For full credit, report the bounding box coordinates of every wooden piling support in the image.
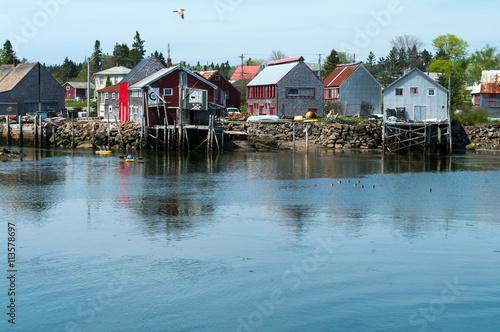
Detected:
[19,116,23,147]
[71,113,75,148]
[39,115,43,148]
[305,124,309,154]
[164,119,167,151]
[92,122,95,148]
[6,116,10,146]
[34,114,38,148]
[293,122,296,152]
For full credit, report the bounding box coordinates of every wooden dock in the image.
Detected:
[383,121,452,154]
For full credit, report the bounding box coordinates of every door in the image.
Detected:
[414,106,426,121]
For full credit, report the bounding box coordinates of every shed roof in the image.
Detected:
[95,65,131,76]
[130,66,218,90]
[384,68,448,93]
[230,65,262,80]
[97,84,120,92]
[0,62,37,92]
[196,70,218,80]
[64,82,95,90]
[247,62,298,86]
[480,70,500,94]
[265,56,304,66]
[323,63,361,87]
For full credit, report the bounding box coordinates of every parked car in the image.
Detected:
[226,108,240,117]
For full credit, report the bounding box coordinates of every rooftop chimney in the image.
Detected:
[182,61,186,68]
[116,63,119,67]
[202,65,207,71]
[13,58,18,67]
[167,58,172,69]
[246,61,249,66]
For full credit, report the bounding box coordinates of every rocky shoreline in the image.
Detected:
[1,119,500,152]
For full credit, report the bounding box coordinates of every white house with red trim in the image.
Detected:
[245,57,324,118]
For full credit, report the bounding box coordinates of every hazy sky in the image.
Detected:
[1,0,499,66]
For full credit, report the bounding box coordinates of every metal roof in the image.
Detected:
[480,70,500,94]
[64,82,95,89]
[230,66,262,80]
[247,62,298,86]
[130,66,218,90]
[0,62,37,91]
[323,63,361,87]
[265,56,304,66]
[95,66,131,76]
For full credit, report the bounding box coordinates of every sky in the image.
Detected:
[1,0,499,66]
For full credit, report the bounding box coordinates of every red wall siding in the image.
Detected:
[64,84,76,100]
[144,69,217,126]
[119,82,129,121]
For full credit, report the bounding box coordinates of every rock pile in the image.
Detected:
[241,121,383,150]
[54,120,142,149]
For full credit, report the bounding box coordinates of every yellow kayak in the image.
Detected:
[125,159,135,163]
[96,150,112,155]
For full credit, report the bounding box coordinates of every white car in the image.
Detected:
[226,108,240,116]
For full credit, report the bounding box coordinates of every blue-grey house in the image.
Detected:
[383,68,448,122]
[324,62,382,116]
[246,57,324,118]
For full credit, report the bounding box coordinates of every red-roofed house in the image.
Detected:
[324,62,382,116]
[197,69,241,109]
[230,65,262,81]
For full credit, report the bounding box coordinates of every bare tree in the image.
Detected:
[391,35,423,53]
[269,50,288,61]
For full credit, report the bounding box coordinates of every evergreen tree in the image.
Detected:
[129,31,145,67]
[113,43,130,67]
[321,49,340,81]
[90,40,102,74]
[2,40,16,64]
[59,57,79,83]
[366,52,376,73]
[0,49,6,65]
[105,75,111,87]
[151,51,167,67]
[419,49,433,72]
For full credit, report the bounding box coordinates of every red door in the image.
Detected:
[259,105,263,115]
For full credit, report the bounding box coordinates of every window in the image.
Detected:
[410,87,418,95]
[100,78,104,85]
[112,93,116,99]
[114,76,119,83]
[489,94,497,107]
[215,75,220,81]
[286,87,314,98]
[225,91,229,100]
[163,88,173,96]
[104,93,108,99]
[428,88,435,96]
[66,86,70,91]
[395,88,403,96]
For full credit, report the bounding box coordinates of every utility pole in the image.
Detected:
[317,54,322,79]
[240,54,244,80]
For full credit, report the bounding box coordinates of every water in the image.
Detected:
[1,148,500,331]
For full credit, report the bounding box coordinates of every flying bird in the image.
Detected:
[174,8,185,19]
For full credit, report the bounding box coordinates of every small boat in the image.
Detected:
[95,150,112,155]
[125,158,135,163]
[246,115,280,122]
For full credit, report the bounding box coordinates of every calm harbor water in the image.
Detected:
[1,147,500,331]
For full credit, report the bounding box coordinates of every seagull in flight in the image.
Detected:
[173,8,185,19]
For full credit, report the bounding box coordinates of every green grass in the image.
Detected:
[65,100,87,108]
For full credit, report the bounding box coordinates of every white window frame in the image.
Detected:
[104,93,109,99]
[100,77,104,85]
[112,93,116,99]
[66,86,70,91]
[428,88,436,97]
[163,88,173,96]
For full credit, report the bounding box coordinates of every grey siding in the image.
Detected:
[479,93,500,117]
[6,64,65,116]
[384,70,448,121]
[339,66,382,116]
[278,62,324,118]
